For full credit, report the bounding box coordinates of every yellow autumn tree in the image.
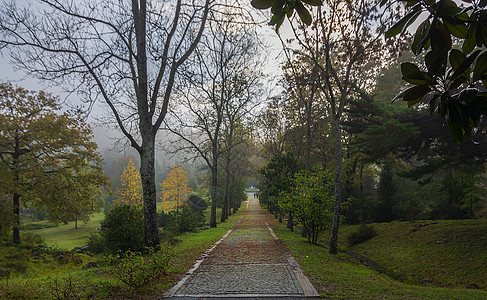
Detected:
[160,164,192,212]
[115,159,143,206]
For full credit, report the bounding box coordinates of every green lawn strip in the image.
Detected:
[270,217,487,299]
[322,219,487,289]
[22,212,105,250]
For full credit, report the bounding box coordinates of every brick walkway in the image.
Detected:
[164,197,318,299]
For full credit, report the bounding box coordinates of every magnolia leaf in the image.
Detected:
[251,0,275,9]
[302,0,322,6]
[401,62,428,85]
[443,18,468,38]
[451,50,481,81]
[295,1,312,25]
[473,51,487,82]
[403,85,431,103]
[463,23,477,53]
[385,5,421,39]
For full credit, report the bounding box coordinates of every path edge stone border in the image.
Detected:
[266,223,319,297]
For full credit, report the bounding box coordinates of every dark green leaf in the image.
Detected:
[448,119,464,144]
[473,51,487,82]
[425,50,447,76]
[401,62,422,78]
[451,50,481,81]
[450,76,466,89]
[449,49,466,70]
[271,0,285,14]
[443,18,468,38]
[400,11,422,36]
[380,0,388,6]
[403,85,431,102]
[301,0,322,6]
[480,24,487,48]
[412,19,430,55]
[449,49,470,80]
[407,98,422,107]
[391,86,415,103]
[463,23,477,53]
[251,0,275,9]
[287,7,294,18]
[295,2,312,25]
[429,94,439,114]
[440,0,462,17]
[469,101,481,126]
[275,12,286,31]
[385,5,421,39]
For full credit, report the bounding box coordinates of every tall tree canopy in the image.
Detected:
[0,0,211,247]
[0,83,108,244]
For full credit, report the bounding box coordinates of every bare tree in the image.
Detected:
[165,10,262,227]
[0,0,211,247]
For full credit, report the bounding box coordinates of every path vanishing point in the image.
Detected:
[164,196,319,299]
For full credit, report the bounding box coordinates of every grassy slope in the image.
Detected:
[23,213,105,250]
[324,219,487,289]
[270,217,487,299]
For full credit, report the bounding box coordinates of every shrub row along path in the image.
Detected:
[164,196,319,299]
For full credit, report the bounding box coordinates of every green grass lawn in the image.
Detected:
[271,217,487,299]
[322,219,487,289]
[22,213,105,250]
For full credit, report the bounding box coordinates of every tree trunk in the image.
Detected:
[329,117,343,254]
[139,137,160,248]
[287,211,293,231]
[221,196,227,222]
[210,156,218,228]
[305,101,312,171]
[13,193,20,244]
[75,216,78,229]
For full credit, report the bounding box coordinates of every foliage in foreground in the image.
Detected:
[106,248,173,289]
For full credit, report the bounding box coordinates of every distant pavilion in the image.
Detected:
[244,187,260,199]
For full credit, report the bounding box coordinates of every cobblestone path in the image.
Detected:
[165,197,318,299]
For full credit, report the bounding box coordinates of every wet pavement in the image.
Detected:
[164,197,319,299]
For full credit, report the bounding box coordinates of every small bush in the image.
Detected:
[111,248,172,289]
[167,206,205,234]
[100,204,144,253]
[47,275,82,300]
[87,232,105,254]
[188,194,207,212]
[20,231,45,249]
[347,224,377,246]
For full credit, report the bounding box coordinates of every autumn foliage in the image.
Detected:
[115,159,143,206]
[160,164,192,212]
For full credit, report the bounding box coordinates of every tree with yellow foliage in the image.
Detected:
[115,159,143,206]
[160,164,192,212]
